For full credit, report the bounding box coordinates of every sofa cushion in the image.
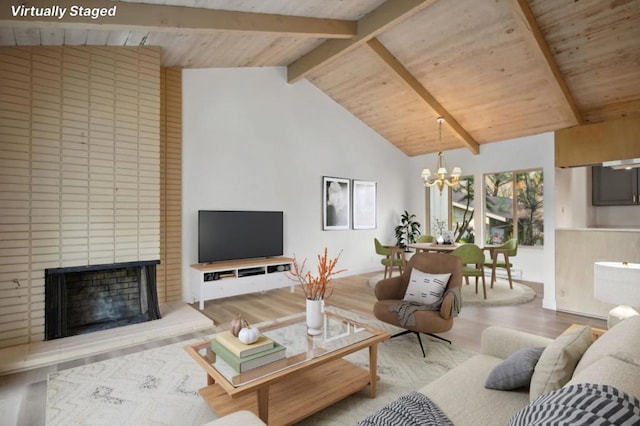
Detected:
[566,355,640,400]
[480,326,552,359]
[529,325,592,400]
[510,383,640,426]
[403,269,450,306]
[485,346,545,390]
[420,355,531,425]
[574,315,640,376]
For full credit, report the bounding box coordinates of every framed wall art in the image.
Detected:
[322,176,350,230]
[352,180,376,230]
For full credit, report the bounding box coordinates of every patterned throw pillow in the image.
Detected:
[403,269,451,306]
[510,383,640,425]
[485,346,545,390]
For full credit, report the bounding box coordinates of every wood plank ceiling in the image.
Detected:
[1,0,639,156]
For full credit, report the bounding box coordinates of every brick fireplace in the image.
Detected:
[44,260,161,340]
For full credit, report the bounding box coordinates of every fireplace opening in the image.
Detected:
[45,261,161,340]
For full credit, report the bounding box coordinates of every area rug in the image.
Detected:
[368,274,536,306]
[46,307,475,426]
[460,278,536,306]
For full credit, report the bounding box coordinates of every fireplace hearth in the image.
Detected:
[45,260,161,340]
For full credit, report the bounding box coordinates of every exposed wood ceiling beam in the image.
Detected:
[287,0,436,83]
[0,0,356,39]
[555,117,640,167]
[509,0,583,125]
[366,38,480,155]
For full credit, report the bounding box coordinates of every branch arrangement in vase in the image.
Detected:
[288,247,346,300]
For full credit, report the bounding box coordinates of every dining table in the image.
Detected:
[407,242,461,253]
[408,242,499,276]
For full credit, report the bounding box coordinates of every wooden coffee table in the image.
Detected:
[184,310,391,425]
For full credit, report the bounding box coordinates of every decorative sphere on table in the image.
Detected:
[238,326,260,344]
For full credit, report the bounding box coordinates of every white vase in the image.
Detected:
[306,299,324,335]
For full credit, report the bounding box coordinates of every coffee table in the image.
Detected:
[184,310,390,425]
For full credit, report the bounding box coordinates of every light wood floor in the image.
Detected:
[196,272,607,353]
[1,272,606,425]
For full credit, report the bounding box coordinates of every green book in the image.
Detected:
[211,338,286,373]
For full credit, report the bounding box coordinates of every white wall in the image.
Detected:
[595,206,640,227]
[181,67,410,301]
[408,133,557,310]
[181,67,604,312]
[555,167,594,229]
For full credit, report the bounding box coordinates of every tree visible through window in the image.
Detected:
[484,170,543,246]
[516,171,544,245]
[452,176,474,243]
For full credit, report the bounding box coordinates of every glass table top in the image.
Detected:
[194,311,380,387]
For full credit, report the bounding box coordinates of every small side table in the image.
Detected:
[564,324,606,341]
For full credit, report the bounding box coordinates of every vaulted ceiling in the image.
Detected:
[1,0,639,156]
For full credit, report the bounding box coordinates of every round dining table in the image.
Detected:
[407,242,461,253]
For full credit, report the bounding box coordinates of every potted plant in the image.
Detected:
[394,211,421,249]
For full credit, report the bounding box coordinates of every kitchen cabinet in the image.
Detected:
[592,165,639,206]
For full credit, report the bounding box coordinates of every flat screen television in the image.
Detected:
[198,210,284,263]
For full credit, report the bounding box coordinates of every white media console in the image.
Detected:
[190,257,295,309]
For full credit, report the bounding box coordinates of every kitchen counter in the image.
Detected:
[555,229,640,318]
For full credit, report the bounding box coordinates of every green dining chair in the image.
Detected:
[416,234,434,243]
[484,239,518,289]
[451,244,486,299]
[374,238,405,279]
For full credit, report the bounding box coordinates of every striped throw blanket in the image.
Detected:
[355,391,452,426]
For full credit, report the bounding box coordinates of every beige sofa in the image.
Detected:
[206,315,640,425]
[419,314,640,425]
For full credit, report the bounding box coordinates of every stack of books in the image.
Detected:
[211,330,286,373]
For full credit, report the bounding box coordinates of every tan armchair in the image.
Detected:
[373,252,463,357]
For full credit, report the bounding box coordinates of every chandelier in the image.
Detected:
[421,117,461,194]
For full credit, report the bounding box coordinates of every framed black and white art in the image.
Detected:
[352,180,376,230]
[322,176,350,230]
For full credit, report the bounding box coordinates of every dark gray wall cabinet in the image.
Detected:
[592,165,639,206]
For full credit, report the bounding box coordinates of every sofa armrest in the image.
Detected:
[374,276,405,300]
[439,292,454,319]
[481,326,552,359]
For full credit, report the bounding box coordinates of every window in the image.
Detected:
[484,170,543,246]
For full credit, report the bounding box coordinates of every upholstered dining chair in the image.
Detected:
[451,244,486,299]
[374,238,405,279]
[373,252,463,357]
[416,234,434,243]
[484,238,518,289]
